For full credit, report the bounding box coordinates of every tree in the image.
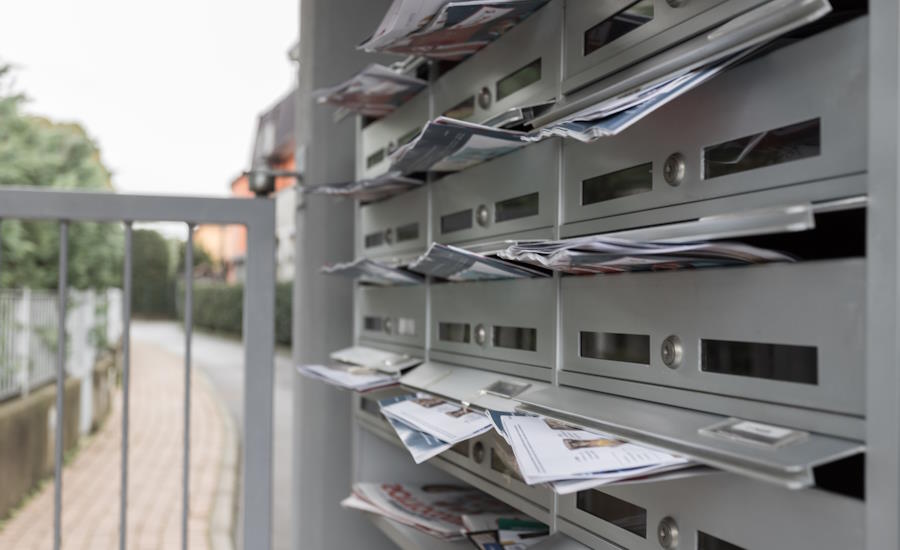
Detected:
[0,64,123,289]
[131,229,175,317]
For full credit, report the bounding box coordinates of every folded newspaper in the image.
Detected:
[360,0,550,61]
[297,364,399,392]
[342,482,519,540]
[330,345,422,374]
[380,393,493,445]
[497,203,811,274]
[379,394,453,463]
[408,242,547,281]
[304,172,424,203]
[313,64,426,118]
[321,257,425,286]
[500,415,692,495]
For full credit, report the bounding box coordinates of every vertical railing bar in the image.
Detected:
[54,220,68,550]
[182,224,194,550]
[119,222,132,550]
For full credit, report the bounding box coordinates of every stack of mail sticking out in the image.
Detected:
[389,116,529,175]
[381,393,493,452]
[297,364,400,392]
[408,242,548,281]
[304,172,424,203]
[499,415,693,495]
[499,203,813,274]
[313,64,426,118]
[342,483,521,541]
[360,0,550,61]
[321,258,425,286]
[298,346,423,392]
[524,50,755,144]
[330,345,423,374]
[378,394,454,463]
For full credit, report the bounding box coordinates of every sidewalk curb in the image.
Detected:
[200,369,239,550]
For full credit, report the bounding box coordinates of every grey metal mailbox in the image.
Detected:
[357,185,428,262]
[356,284,426,350]
[432,1,562,124]
[431,139,559,246]
[562,18,866,225]
[359,91,430,179]
[558,472,863,550]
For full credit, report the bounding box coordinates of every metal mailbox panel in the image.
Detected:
[359,91,429,179]
[357,285,427,348]
[558,473,863,550]
[562,17,867,224]
[431,140,558,244]
[563,0,769,93]
[431,278,556,369]
[357,185,428,260]
[562,258,865,415]
[433,1,562,124]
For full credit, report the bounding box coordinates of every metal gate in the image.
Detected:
[0,187,276,550]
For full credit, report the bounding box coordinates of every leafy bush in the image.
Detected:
[176,281,291,346]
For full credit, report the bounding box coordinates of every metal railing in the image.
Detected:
[0,187,276,550]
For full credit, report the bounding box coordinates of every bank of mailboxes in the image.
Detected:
[348,4,868,550]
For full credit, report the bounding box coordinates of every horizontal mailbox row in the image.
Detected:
[357,255,866,427]
[358,17,867,262]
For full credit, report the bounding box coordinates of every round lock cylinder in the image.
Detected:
[383,227,394,245]
[382,317,393,335]
[663,152,686,186]
[474,324,488,346]
[477,86,493,110]
[475,204,490,227]
[657,517,679,549]
[661,335,683,369]
[386,140,398,155]
[666,0,688,6]
[472,441,485,464]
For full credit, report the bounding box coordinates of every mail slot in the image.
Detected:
[357,185,428,261]
[562,0,779,94]
[562,17,866,225]
[557,473,862,550]
[359,90,429,179]
[357,285,426,349]
[432,1,561,124]
[431,278,556,372]
[561,258,865,416]
[431,139,558,245]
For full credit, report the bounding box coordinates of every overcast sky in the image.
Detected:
[0,0,298,197]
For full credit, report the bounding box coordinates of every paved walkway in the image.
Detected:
[0,340,235,550]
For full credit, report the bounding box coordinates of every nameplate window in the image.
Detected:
[582,162,652,205]
[497,58,542,101]
[580,331,650,365]
[396,222,419,242]
[397,317,416,337]
[584,0,654,56]
[366,148,385,169]
[704,118,821,179]
[443,96,475,121]
[363,316,384,332]
[364,231,384,249]
[576,490,646,538]
[698,532,745,550]
[439,322,471,343]
[701,339,818,384]
[493,326,537,351]
[441,209,473,234]
[496,192,539,223]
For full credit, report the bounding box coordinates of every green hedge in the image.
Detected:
[176,281,292,346]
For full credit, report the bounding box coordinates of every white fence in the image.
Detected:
[0,288,123,408]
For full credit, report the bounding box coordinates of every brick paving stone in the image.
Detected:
[0,340,229,550]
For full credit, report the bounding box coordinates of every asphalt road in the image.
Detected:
[132,320,293,550]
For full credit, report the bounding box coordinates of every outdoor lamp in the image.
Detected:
[243,168,304,197]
